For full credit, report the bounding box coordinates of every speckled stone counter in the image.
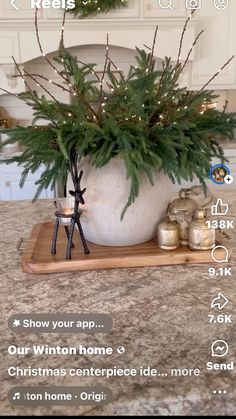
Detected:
[0,191,236,416]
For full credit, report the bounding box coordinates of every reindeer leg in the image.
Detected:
[64,226,74,248]
[66,217,76,260]
[51,218,60,255]
[76,216,90,255]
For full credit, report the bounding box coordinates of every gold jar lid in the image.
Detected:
[169,197,197,214]
[158,220,179,231]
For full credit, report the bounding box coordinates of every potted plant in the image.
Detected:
[1,12,236,246]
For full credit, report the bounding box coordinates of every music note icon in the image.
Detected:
[13,392,20,400]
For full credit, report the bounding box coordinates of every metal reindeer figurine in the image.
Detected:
[51,151,90,260]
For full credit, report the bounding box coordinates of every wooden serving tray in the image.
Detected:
[21,221,225,274]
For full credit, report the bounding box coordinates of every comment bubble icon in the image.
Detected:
[211,246,229,264]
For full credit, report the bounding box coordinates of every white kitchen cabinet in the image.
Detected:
[190,0,236,89]
[143,0,187,18]
[0,0,43,19]
[0,162,55,200]
[0,31,19,64]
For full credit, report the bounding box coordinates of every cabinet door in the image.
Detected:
[0,170,55,200]
[143,0,187,18]
[190,0,236,89]
[0,0,42,19]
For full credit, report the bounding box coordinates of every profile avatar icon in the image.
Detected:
[210,164,230,185]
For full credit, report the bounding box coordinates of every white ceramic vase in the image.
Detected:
[67,157,177,246]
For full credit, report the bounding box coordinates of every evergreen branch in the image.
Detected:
[34,9,99,121]
[21,71,60,103]
[16,73,72,96]
[68,0,128,17]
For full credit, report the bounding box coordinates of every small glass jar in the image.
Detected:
[54,197,74,226]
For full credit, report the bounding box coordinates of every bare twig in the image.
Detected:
[76,59,101,82]
[181,30,204,73]
[34,8,99,121]
[149,25,158,71]
[16,73,74,95]
[107,57,124,81]
[98,34,110,116]
[22,71,60,103]
[200,56,235,92]
[177,9,195,66]
[59,10,66,52]
[0,88,31,106]
[11,56,32,93]
[223,100,229,114]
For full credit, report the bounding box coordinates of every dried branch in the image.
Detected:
[22,71,60,103]
[177,9,195,66]
[0,88,31,106]
[34,8,99,121]
[181,30,204,73]
[200,55,235,92]
[107,57,124,81]
[149,25,158,71]
[11,56,33,94]
[16,73,73,95]
[223,100,229,114]
[98,34,110,116]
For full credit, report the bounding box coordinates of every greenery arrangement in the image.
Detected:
[1,11,236,218]
[68,0,127,17]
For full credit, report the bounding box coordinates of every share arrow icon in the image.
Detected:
[10,0,19,11]
[211,293,229,310]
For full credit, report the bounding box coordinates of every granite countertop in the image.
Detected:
[0,191,236,416]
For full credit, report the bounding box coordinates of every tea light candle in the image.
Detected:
[60,208,73,226]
